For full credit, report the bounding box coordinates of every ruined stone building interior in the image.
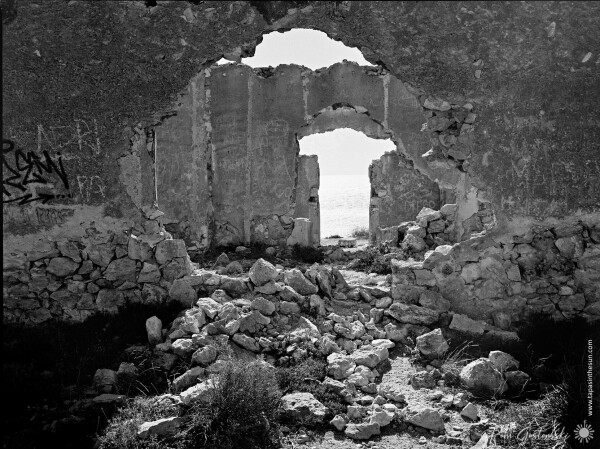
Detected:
[3,2,599,449]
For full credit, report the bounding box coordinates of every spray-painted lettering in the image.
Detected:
[2,138,71,205]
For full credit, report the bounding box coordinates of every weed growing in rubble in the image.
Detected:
[99,360,282,449]
[184,360,282,449]
[351,226,369,239]
[98,396,181,449]
[348,245,394,275]
[439,341,478,387]
[486,387,569,449]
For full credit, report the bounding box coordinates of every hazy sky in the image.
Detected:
[218,29,389,176]
[218,28,372,70]
[299,129,395,176]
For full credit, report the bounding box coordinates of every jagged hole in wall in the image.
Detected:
[298,129,395,242]
[217,28,375,69]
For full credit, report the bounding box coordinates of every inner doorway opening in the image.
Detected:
[298,129,395,245]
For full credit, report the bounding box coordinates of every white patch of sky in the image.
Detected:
[217,28,373,70]
[299,129,394,175]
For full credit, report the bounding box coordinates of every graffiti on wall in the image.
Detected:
[35,207,75,226]
[76,175,106,202]
[3,119,103,206]
[37,119,101,155]
[2,138,71,204]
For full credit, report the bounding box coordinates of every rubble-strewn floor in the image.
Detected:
[283,351,483,449]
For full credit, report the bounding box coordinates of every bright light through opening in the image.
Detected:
[298,129,395,240]
[217,29,374,70]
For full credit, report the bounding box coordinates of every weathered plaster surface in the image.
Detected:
[3,0,599,246]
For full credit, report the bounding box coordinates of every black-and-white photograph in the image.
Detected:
[2,1,599,448]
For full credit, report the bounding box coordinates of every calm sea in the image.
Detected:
[319,174,371,238]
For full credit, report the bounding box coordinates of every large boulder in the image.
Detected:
[283,269,318,295]
[385,302,439,325]
[410,369,441,389]
[155,239,188,265]
[191,346,218,366]
[488,350,519,372]
[46,257,80,277]
[232,333,260,352]
[180,380,215,405]
[327,353,356,379]
[93,369,117,394]
[172,367,205,392]
[404,405,445,432]
[460,358,508,396]
[248,258,278,286]
[196,297,223,319]
[504,370,530,390]
[369,409,394,427]
[449,314,486,336]
[169,279,197,307]
[416,328,449,358]
[350,345,389,368]
[251,297,276,316]
[281,392,328,424]
[137,417,183,439]
[344,422,381,440]
[104,258,137,282]
[145,316,163,345]
[334,321,366,340]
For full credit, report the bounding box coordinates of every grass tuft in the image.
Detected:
[350,226,369,239]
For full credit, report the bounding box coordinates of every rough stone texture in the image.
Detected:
[460,358,508,397]
[283,269,319,295]
[248,258,278,286]
[385,302,439,325]
[137,417,183,440]
[460,402,479,421]
[2,1,600,329]
[180,380,215,405]
[416,328,449,358]
[155,240,188,265]
[330,415,346,432]
[46,257,80,277]
[404,405,445,432]
[281,392,328,424]
[104,258,137,282]
[145,316,163,345]
[344,422,381,440]
[327,353,356,380]
[251,296,276,316]
[449,314,486,335]
[504,370,530,390]
[488,350,520,373]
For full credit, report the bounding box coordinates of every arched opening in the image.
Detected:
[157,26,467,249]
[298,129,394,244]
[216,28,374,69]
[292,106,443,247]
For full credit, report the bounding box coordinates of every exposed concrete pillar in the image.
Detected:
[294,155,320,244]
[287,218,313,246]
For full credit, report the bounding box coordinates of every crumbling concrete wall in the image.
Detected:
[201,62,444,245]
[369,152,441,240]
[156,72,211,250]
